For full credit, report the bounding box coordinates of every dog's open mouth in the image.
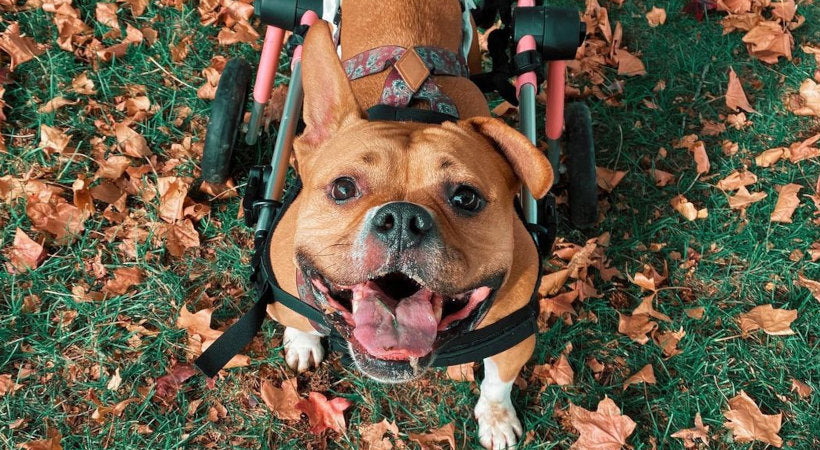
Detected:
[303,269,497,362]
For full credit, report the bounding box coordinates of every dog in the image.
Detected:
[265,1,552,447]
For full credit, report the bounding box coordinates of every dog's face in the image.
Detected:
[290,22,552,382]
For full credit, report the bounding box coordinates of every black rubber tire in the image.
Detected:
[563,102,598,230]
[201,58,252,184]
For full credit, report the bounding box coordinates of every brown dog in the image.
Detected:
[266,1,552,447]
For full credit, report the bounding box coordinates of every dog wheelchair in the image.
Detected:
[195,0,597,377]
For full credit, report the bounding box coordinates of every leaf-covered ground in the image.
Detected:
[1,0,819,448]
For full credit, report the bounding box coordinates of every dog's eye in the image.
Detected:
[449,185,485,213]
[330,177,358,202]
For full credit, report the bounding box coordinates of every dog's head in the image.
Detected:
[290,21,552,382]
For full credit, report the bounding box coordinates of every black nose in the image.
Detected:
[371,202,435,250]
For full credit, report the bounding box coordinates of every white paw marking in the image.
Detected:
[475,358,523,449]
[283,327,324,372]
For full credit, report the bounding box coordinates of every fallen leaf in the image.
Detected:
[700,119,726,136]
[618,313,657,344]
[755,147,787,167]
[38,96,78,113]
[790,379,813,399]
[0,373,23,396]
[726,67,756,113]
[738,304,797,336]
[163,219,200,257]
[157,177,189,223]
[770,0,796,22]
[260,378,301,421]
[5,228,46,273]
[106,368,122,391]
[176,306,223,341]
[742,21,793,64]
[728,186,767,210]
[632,295,671,322]
[71,72,97,95]
[690,141,710,174]
[446,363,475,382]
[569,396,636,449]
[622,364,656,390]
[645,7,666,27]
[95,3,120,29]
[596,167,628,192]
[19,428,62,450]
[39,124,71,155]
[789,78,820,116]
[408,422,456,450]
[649,168,675,187]
[533,354,574,386]
[716,170,757,191]
[787,133,820,162]
[295,392,352,434]
[726,113,750,129]
[795,274,820,303]
[684,307,705,319]
[614,49,646,76]
[653,327,685,357]
[0,22,46,71]
[770,183,801,223]
[670,194,708,221]
[114,122,151,157]
[723,390,783,447]
[95,155,132,179]
[154,363,197,404]
[671,412,710,448]
[103,267,142,295]
[359,419,400,450]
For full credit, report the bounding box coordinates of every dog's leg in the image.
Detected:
[283,327,326,372]
[474,334,535,449]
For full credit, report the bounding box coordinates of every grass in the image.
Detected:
[1,0,819,448]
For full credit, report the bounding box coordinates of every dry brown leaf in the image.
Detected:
[114,123,151,157]
[295,392,352,434]
[5,227,46,273]
[727,113,750,129]
[788,133,820,162]
[72,178,94,218]
[645,7,666,27]
[726,67,756,112]
[163,219,200,257]
[648,168,675,187]
[614,49,646,76]
[157,177,189,223]
[700,119,726,136]
[716,170,757,191]
[690,141,710,175]
[738,304,797,336]
[618,313,657,344]
[653,327,685,357]
[445,363,474,382]
[359,419,400,450]
[770,0,797,22]
[0,373,23,396]
[742,21,793,64]
[569,396,636,449]
[755,147,787,167]
[539,268,570,297]
[790,379,813,399]
[103,267,142,295]
[671,413,710,448]
[596,167,627,192]
[95,155,131,179]
[39,124,71,154]
[722,140,740,155]
[408,422,456,450]
[728,186,767,210]
[622,364,656,390]
[19,428,62,450]
[0,22,46,71]
[534,354,574,386]
[96,3,120,29]
[795,274,820,303]
[38,96,78,113]
[217,21,260,47]
[684,307,705,319]
[71,72,97,95]
[176,306,223,341]
[802,44,820,66]
[670,195,708,221]
[260,378,301,421]
[723,391,783,447]
[154,363,197,404]
[633,295,671,322]
[770,183,801,223]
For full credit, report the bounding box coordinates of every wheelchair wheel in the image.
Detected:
[201,58,252,184]
[563,102,598,230]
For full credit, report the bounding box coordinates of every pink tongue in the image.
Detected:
[351,281,437,360]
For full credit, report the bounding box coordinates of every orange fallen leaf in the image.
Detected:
[533,354,574,386]
[154,363,197,405]
[614,49,646,76]
[539,268,570,297]
[622,364,656,390]
[742,21,793,64]
[176,306,223,341]
[596,167,627,192]
[700,119,726,136]
[162,219,200,257]
[71,72,97,95]
[5,228,46,273]
[722,140,740,155]
[157,177,189,223]
[569,396,636,449]
[802,44,820,66]
[728,186,767,210]
[0,373,23,397]
[0,22,46,71]
[359,419,400,450]
[103,267,142,295]
[716,170,757,191]
[787,133,820,162]
[645,7,666,27]
[770,183,802,223]
[618,313,657,344]
[690,141,710,174]
[446,362,475,382]
[755,147,787,167]
[684,307,705,319]
[39,124,71,155]
[633,295,671,322]
[260,378,301,421]
[727,113,750,129]
[295,392,352,434]
[671,412,710,448]
[738,304,797,336]
[95,3,120,29]
[649,168,675,187]
[795,274,820,303]
[19,427,62,450]
[723,390,783,447]
[114,122,151,157]
[653,327,685,357]
[790,379,813,399]
[408,422,456,449]
[670,194,708,221]
[38,96,78,113]
[770,0,797,22]
[726,67,756,113]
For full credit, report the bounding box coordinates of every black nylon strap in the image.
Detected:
[366,104,457,124]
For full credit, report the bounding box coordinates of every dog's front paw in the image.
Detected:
[283,327,324,372]
[474,396,523,450]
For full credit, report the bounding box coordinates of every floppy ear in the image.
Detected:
[295,20,363,152]
[460,116,553,198]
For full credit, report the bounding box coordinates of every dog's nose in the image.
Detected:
[371,202,435,250]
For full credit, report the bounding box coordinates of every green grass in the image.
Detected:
[2,0,819,448]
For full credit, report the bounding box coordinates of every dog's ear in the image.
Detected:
[296,20,363,150]
[460,116,553,198]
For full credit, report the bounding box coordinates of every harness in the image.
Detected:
[195,29,558,379]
